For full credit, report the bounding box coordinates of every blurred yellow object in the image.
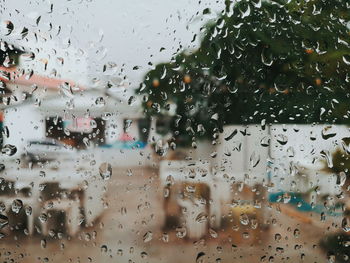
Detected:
[152,79,160,87]
[315,78,322,86]
[183,74,191,84]
[305,48,314,54]
[231,205,256,215]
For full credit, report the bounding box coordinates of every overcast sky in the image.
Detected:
[1,0,224,87]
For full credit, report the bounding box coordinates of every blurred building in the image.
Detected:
[0,41,152,166]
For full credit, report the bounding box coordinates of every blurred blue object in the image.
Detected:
[268,192,342,217]
[100,141,147,149]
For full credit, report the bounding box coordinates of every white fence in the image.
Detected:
[214,124,348,196]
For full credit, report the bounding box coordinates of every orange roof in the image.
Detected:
[0,66,85,91]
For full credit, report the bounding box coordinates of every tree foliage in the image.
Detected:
[138,0,350,145]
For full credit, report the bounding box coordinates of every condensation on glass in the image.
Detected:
[0,0,349,262]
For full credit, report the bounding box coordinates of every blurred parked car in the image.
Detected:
[22,139,76,162]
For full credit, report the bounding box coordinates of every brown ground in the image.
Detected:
[0,167,342,263]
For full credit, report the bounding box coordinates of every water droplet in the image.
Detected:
[155,140,168,157]
[320,150,333,168]
[11,199,23,214]
[321,126,336,140]
[250,152,260,168]
[260,136,270,147]
[343,55,350,65]
[163,187,170,198]
[287,146,295,157]
[100,245,108,253]
[162,232,169,242]
[120,207,127,215]
[342,217,350,232]
[2,126,9,138]
[338,172,347,186]
[0,214,8,229]
[102,62,118,75]
[175,227,186,238]
[141,251,148,259]
[39,213,48,223]
[224,129,237,141]
[99,163,112,180]
[59,82,74,98]
[2,144,17,156]
[41,239,47,249]
[209,228,218,238]
[195,212,208,223]
[143,231,153,242]
[128,96,136,105]
[1,20,14,36]
[196,252,206,263]
[293,228,300,238]
[239,213,250,225]
[261,48,273,66]
[276,134,288,145]
[275,233,282,241]
[239,3,251,18]
[95,97,106,107]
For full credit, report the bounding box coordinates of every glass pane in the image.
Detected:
[1,0,350,262]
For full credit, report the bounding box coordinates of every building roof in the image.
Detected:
[39,89,141,118]
[0,66,85,91]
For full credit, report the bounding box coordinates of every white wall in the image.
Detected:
[269,124,348,194]
[3,104,45,157]
[105,116,141,144]
[216,124,269,185]
[216,124,349,195]
[103,116,152,167]
[105,116,124,144]
[270,124,349,168]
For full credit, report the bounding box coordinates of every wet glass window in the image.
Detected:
[0,0,350,262]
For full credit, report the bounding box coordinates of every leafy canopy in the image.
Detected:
[138,0,350,145]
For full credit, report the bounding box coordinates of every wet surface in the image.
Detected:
[0,167,341,263]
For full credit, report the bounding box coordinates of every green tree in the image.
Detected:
[138,0,350,146]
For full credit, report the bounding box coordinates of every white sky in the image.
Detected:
[1,0,224,87]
